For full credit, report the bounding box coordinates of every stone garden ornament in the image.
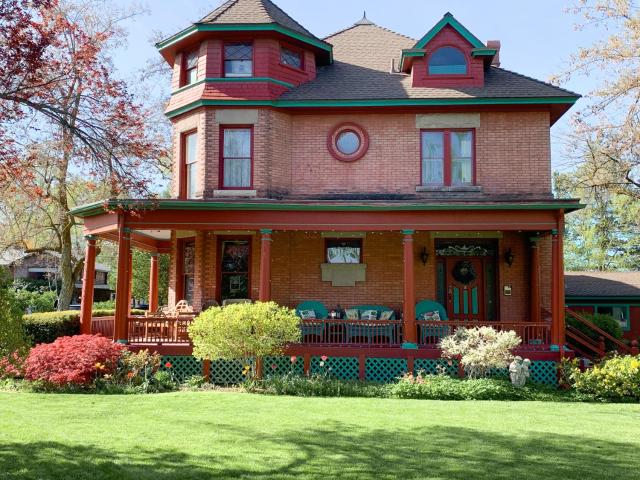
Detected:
[509,356,531,387]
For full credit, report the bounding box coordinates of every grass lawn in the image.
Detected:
[1,392,639,480]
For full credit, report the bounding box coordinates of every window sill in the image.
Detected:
[213,189,257,198]
[416,185,483,193]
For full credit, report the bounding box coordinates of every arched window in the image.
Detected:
[428,47,467,75]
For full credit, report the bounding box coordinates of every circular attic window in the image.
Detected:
[327,123,369,162]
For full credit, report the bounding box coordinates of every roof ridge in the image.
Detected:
[199,0,239,23]
[324,21,416,43]
[492,66,581,98]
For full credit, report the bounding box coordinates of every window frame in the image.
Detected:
[279,43,304,71]
[179,129,198,199]
[219,125,254,190]
[324,238,364,264]
[216,236,252,302]
[426,45,469,77]
[420,128,476,187]
[181,48,199,87]
[176,237,196,304]
[223,41,254,78]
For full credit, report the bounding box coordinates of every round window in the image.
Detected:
[327,123,369,162]
[336,131,361,155]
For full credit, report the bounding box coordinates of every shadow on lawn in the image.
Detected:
[0,423,637,480]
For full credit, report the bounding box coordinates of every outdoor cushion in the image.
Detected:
[379,310,394,321]
[345,308,360,320]
[299,309,316,320]
[295,301,329,319]
[415,300,448,320]
[351,305,396,320]
[360,310,378,320]
[420,311,441,321]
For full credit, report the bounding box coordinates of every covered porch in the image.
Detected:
[74,199,580,361]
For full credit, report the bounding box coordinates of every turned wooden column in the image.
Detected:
[127,247,133,314]
[148,253,159,313]
[529,237,541,324]
[551,213,566,346]
[402,230,417,347]
[79,235,97,335]
[114,218,131,343]
[258,229,273,302]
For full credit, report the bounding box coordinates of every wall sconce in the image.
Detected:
[420,247,429,266]
[504,248,514,267]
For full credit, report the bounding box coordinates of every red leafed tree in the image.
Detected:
[0,0,169,309]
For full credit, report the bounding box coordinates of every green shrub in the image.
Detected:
[566,312,623,351]
[153,370,178,392]
[93,300,115,309]
[0,270,29,357]
[189,302,301,376]
[184,375,207,389]
[12,287,57,313]
[569,355,640,402]
[244,373,388,398]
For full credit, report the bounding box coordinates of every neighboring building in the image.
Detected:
[71,1,584,383]
[565,271,640,342]
[0,249,112,303]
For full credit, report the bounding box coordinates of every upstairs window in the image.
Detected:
[182,131,198,199]
[224,42,253,77]
[183,49,199,85]
[221,127,252,189]
[421,130,474,186]
[280,46,303,70]
[428,46,467,75]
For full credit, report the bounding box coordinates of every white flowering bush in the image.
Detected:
[440,327,521,379]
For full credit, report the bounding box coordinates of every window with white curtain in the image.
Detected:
[421,129,474,186]
[184,131,198,198]
[222,127,252,188]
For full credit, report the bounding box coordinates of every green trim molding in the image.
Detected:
[172,77,295,95]
[156,23,333,62]
[70,199,585,218]
[165,96,579,119]
[414,13,485,49]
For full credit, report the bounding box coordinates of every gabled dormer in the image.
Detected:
[400,13,497,88]
[158,0,332,113]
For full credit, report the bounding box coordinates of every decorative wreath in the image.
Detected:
[452,260,477,284]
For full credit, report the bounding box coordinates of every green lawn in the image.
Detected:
[1,392,639,480]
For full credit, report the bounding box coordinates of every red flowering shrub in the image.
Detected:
[0,351,27,378]
[24,335,125,386]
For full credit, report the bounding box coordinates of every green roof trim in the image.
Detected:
[566,296,640,302]
[471,48,498,57]
[165,96,579,119]
[414,12,485,49]
[70,199,585,218]
[172,77,294,95]
[156,23,333,61]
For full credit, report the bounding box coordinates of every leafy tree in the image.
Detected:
[0,0,169,310]
[553,1,640,198]
[555,170,640,270]
[189,302,301,378]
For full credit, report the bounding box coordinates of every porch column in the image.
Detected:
[148,253,159,313]
[127,248,133,313]
[114,220,131,343]
[79,235,97,335]
[258,229,272,302]
[529,237,541,324]
[402,230,417,348]
[551,214,566,346]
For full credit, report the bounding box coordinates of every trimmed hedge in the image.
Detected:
[22,309,146,345]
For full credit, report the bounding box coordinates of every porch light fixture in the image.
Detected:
[504,248,514,267]
[420,247,429,265]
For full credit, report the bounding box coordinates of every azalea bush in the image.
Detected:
[24,334,125,387]
[440,327,521,378]
[567,355,640,402]
[189,301,301,377]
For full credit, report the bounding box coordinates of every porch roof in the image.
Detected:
[70,198,584,219]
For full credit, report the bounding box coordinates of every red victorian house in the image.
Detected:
[72,0,584,384]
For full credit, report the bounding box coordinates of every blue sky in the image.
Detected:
[111,0,608,168]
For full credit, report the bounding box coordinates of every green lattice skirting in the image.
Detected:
[264,356,305,377]
[160,355,203,382]
[310,356,359,380]
[365,357,407,382]
[414,358,459,377]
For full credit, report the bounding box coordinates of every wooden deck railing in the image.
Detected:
[91,316,114,338]
[416,320,551,347]
[127,316,194,344]
[300,318,403,346]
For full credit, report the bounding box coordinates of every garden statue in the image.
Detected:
[509,356,531,387]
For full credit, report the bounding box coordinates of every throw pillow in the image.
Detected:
[379,310,393,320]
[299,309,316,320]
[345,308,359,320]
[361,309,378,320]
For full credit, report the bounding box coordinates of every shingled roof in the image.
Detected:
[280,20,579,102]
[199,0,320,42]
[565,272,640,298]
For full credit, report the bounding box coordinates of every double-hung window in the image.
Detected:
[221,127,252,189]
[182,131,198,199]
[421,130,474,186]
[183,49,198,86]
[224,42,253,77]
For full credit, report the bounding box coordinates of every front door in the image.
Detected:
[445,257,485,321]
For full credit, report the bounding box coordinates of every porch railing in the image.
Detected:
[416,320,551,347]
[91,316,114,338]
[300,318,403,346]
[127,316,194,344]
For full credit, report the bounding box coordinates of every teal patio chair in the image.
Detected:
[415,300,449,343]
[295,301,329,341]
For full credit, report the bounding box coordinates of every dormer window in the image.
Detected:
[224,42,253,77]
[280,46,303,70]
[183,49,199,85]
[428,46,467,75]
